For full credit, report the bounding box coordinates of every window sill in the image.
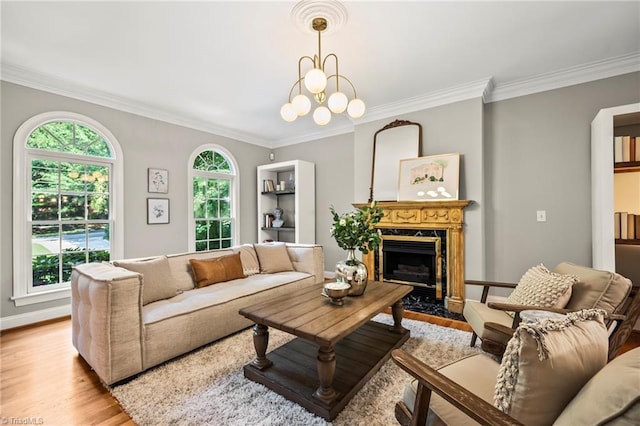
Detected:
[11,287,71,307]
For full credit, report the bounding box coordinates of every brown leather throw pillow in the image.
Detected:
[189,252,245,288]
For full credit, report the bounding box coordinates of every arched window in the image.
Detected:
[188,145,239,251]
[13,112,123,306]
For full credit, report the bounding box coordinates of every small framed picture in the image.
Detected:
[147,198,170,224]
[148,168,168,193]
[398,153,460,201]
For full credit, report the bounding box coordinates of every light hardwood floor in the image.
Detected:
[1,313,637,425]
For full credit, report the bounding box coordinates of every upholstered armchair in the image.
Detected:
[392,310,640,426]
[462,262,639,360]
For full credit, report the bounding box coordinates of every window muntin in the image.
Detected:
[27,121,112,157]
[191,148,237,252]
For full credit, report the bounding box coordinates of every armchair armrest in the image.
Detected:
[465,280,517,303]
[487,303,626,321]
[391,349,522,426]
[484,321,519,337]
[486,302,571,314]
[465,280,518,289]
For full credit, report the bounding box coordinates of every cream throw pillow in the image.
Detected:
[253,242,294,273]
[113,256,179,305]
[233,244,260,276]
[505,264,577,308]
[493,309,608,425]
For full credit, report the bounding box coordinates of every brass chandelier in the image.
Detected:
[280,16,365,125]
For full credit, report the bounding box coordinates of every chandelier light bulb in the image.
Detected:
[292,94,311,116]
[313,106,331,125]
[280,103,297,122]
[304,68,327,94]
[327,92,348,114]
[347,98,366,118]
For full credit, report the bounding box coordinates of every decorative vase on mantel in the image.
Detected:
[335,249,368,296]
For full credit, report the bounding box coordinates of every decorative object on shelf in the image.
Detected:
[398,153,460,201]
[273,207,285,228]
[148,168,168,193]
[264,213,275,228]
[322,281,351,305]
[330,202,384,295]
[280,1,365,125]
[263,179,275,193]
[147,198,170,224]
[287,172,295,190]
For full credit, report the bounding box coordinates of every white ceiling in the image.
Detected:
[2,1,639,148]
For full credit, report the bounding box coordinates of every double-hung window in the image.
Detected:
[189,146,239,251]
[13,112,123,306]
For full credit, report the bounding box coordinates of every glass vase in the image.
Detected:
[335,249,368,296]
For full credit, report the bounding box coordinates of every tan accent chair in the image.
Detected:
[392,311,640,426]
[463,262,639,360]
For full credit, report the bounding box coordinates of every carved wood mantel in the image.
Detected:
[353,200,471,314]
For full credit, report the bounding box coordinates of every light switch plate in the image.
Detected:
[537,210,547,222]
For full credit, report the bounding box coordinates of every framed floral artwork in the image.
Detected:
[148,168,168,193]
[147,198,170,224]
[398,153,460,201]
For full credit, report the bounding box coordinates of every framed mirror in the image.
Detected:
[369,119,422,202]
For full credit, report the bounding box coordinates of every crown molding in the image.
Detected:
[486,52,640,103]
[0,63,270,148]
[352,77,494,126]
[272,121,355,147]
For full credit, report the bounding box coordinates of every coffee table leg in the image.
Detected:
[250,324,273,370]
[313,346,338,405]
[391,299,407,334]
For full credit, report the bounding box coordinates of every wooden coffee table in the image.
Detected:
[239,280,411,421]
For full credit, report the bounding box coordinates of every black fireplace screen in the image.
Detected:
[382,239,437,286]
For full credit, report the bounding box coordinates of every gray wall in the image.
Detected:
[484,72,640,285]
[1,81,269,319]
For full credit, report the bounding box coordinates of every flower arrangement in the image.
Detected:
[330,202,384,254]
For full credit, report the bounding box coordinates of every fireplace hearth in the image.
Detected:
[402,287,465,321]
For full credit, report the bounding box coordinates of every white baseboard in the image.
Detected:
[0,304,71,330]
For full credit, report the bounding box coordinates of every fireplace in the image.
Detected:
[354,200,470,313]
[380,235,443,299]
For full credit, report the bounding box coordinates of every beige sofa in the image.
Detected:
[71,243,324,385]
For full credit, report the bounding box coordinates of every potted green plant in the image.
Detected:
[330,202,384,295]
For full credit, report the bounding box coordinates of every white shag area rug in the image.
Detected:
[110,314,481,425]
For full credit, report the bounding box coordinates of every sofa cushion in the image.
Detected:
[189,253,245,288]
[113,255,179,305]
[233,244,260,276]
[493,309,608,425]
[254,242,294,273]
[554,262,632,314]
[554,347,640,426]
[142,271,313,325]
[505,264,576,309]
